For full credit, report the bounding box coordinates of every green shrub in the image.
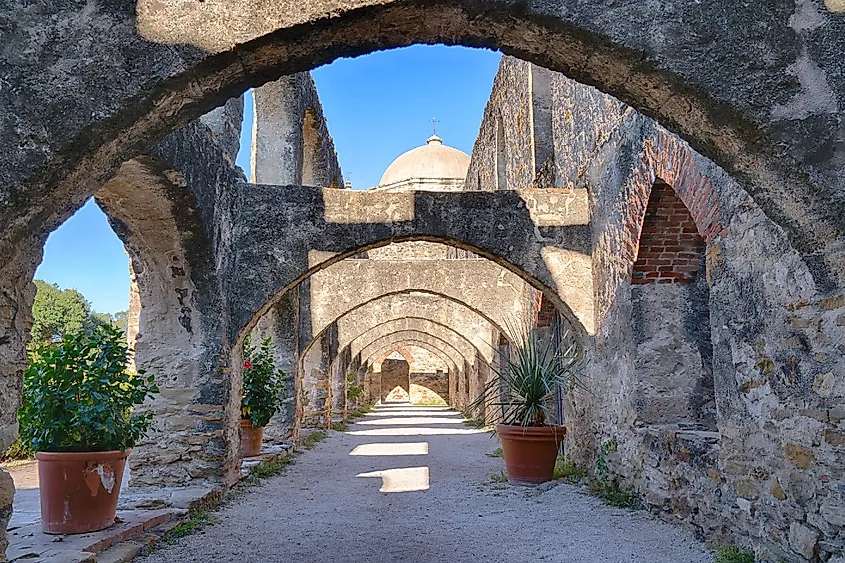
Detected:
[20,324,158,453]
[714,546,755,563]
[241,336,286,427]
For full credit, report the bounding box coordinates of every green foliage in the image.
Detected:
[553,456,588,482]
[331,422,348,432]
[30,280,129,347]
[714,546,756,563]
[470,318,584,427]
[241,336,287,428]
[587,440,639,508]
[346,372,364,401]
[348,405,372,418]
[0,438,32,461]
[30,280,92,346]
[490,472,508,483]
[486,447,503,458]
[302,430,326,450]
[20,324,159,453]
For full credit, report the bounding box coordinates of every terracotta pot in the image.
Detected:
[496,424,566,486]
[240,419,264,458]
[35,449,129,534]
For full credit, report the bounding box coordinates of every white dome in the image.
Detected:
[378,136,470,188]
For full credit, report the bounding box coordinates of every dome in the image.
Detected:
[377,135,470,189]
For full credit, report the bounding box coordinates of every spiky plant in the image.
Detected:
[471,318,584,427]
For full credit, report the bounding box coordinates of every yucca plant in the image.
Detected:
[471,318,584,427]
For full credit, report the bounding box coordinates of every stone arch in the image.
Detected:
[305,250,534,345]
[363,338,461,405]
[361,332,468,372]
[307,292,501,367]
[94,156,226,487]
[251,74,343,187]
[7,1,839,298]
[233,199,594,348]
[351,320,481,366]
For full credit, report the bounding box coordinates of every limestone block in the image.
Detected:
[788,522,819,559]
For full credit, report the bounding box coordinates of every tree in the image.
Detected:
[30,280,93,346]
[112,310,130,334]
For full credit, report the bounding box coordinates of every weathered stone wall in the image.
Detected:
[465,57,537,191]
[251,73,343,188]
[562,90,845,561]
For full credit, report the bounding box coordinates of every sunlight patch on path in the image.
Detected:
[356,416,465,426]
[349,442,429,456]
[348,427,489,436]
[356,467,430,493]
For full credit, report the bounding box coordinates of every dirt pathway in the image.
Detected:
[143,405,712,563]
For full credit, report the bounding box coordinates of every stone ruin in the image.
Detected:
[0,1,844,561]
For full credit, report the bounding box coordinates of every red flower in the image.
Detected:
[244,361,252,369]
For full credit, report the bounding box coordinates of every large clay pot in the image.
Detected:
[496,424,566,485]
[240,419,264,458]
[35,449,129,534]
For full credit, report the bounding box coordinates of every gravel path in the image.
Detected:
[143,405,712,563]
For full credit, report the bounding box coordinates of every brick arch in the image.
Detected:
[622,127,728,275]
[373,344,415,370]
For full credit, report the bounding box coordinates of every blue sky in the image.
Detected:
[35,45,502,314]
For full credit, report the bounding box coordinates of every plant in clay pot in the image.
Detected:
[240,336,286,458]
[470,319,583,485]
[20,324,159,534]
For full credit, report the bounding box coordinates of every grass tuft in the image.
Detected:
[714,546,755,563]
[302,430,327,450]
[490,472,508,483]
[486,447,503,458]
[164,508,217,541]
[463,416,488,429]
[331,422,348,432]
[588,478,640,509]
[553,456,588,482]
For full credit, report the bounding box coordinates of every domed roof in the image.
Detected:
[378,135,470,188]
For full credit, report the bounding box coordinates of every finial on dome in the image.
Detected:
[427,134,443,145]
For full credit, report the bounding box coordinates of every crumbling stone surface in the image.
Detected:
[2,2,845,559]
[252,74,343,187]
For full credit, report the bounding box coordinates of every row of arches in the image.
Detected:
[1,3,843,559]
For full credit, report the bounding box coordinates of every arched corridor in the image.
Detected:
[1,2,844,559]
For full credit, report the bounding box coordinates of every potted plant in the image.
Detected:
[240,336,286,458]
[471,320,583,485]
[19,324,158,534]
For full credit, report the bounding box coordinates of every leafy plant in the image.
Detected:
[346,371,364,401]
[241,336,287,427]
[486,447,504,458]
[20,324,158,453]
[714,545,755,563]
[470,318,583,427]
